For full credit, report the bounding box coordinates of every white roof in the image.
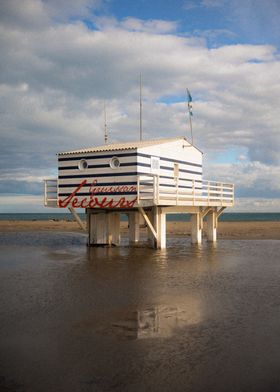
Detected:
[58,136,200,156]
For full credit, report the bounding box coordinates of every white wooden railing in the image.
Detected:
[137,174,159,205]
[44,178,58,207]
[44,175,234,208]
[137,174,234,207]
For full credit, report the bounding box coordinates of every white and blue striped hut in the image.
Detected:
[44,136,234,248]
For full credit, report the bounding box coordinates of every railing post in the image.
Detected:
[153,175,159,205]
[153,175,156,205]
[207,181,210,206]
[137,176,140,205]
[192,179,195,206]
[157,175,159,204]
[56,179,59,207]
[44,180,47,206]
[221,183,223,206]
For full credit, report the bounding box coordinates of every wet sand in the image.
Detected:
[1,219,280,240]
[1,232,280,392]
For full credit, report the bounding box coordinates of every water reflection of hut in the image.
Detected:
[111,304,202,340]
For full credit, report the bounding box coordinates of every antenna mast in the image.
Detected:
[139,73,143,141]
[186,88,193,145]
[104,101,108,144]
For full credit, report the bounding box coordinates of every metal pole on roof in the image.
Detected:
[186,88,193,145]
[104,101,108,144]
[140,73,143,141]
[189,110,193,146]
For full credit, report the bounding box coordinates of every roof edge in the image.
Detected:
[58,136,202,156]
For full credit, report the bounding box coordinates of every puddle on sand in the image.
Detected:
[76,302,202,340]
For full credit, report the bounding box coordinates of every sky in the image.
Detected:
[0,0,280,212]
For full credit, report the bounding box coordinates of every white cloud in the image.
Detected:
[0,0,49,30]
[230,0,280,42]
[183,0,226,10]
[183,1,198,11]
[94,16,178,34]
[45,0,101,20]
[120,18,178,34]
[0,0,101,29]
[204,161,280,200]
[202,0,226,7]
[0,194,58,213]
[232,198,280,212]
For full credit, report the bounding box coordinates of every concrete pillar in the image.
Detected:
[207,209,217,242]
[128,211,140,244]
[88,212,120,246]
[191,213,202,244]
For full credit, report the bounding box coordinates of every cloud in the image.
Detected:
[201,0,226,7]
[193,28,237,43]
[229,0,280,43]
[93,16,178,34]
[45,0,101,21]
[119,18,178,34]
[204,161,280,199]
[0,0,101,30]
[0,194,48,213]
[183,1,198,11]
[0,0,49,30]
[232,198,280,213]
[183,0,280,48]
[183,0,226,10]
[0,0,280,211]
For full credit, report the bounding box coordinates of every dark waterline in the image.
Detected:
[0,232,280,391]
[1,212,280,221]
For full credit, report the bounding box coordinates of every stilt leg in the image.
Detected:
[191,213,202,244]
[156,209,166,249]
[207,209,217,242]
[88,212,109,245]
[88,212,120,246]
[128,211,140,244]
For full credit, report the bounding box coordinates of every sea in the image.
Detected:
[0,231,280,392]
[1,212,280,221]
[0,215,280,391]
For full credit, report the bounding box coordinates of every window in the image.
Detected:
[174,163,179,178]
[78,159,88,171]
[110,156,120,169]
[151,156,160,173]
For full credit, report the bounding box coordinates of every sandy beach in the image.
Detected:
[0,219,280,240]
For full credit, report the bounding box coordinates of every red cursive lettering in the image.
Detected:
[58,180,87,208]
[59,179,138,209]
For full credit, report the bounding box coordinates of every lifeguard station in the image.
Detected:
[44,136,234,248]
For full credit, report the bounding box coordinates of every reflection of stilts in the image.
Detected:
[110,303,202,340]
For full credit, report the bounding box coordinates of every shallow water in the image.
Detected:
[0,232,280,392]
